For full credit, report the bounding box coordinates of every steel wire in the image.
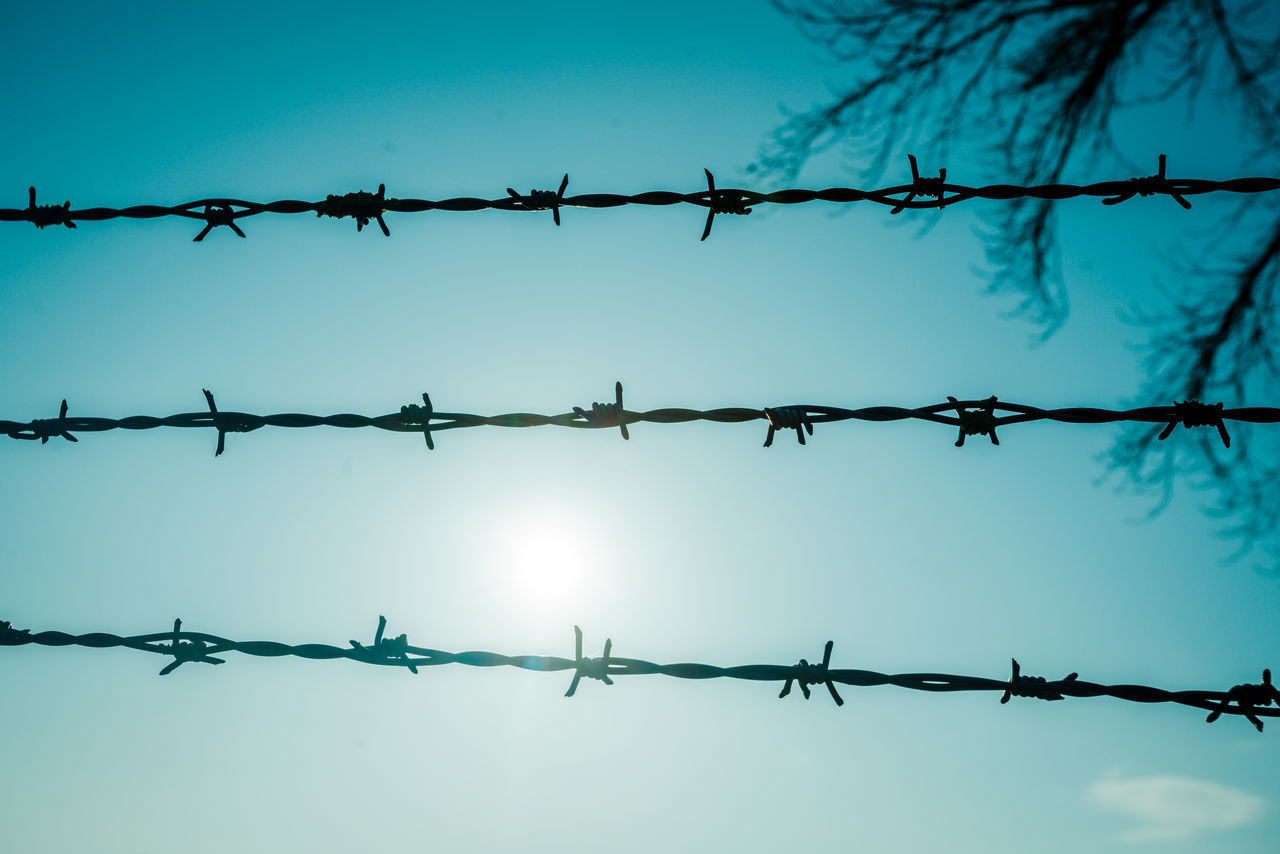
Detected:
[5,156,1276,240]
[2,386,1270,455]
[1,618,1274,730]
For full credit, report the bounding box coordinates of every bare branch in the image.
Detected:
[762,0,1280,563]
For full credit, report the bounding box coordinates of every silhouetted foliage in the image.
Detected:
[758,0,1280,564]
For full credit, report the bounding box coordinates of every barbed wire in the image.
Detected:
[2,385,1274,456]
[1,617,1274,730]
[4,156,1276,241]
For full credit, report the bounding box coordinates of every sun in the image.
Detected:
[496,508,594,615]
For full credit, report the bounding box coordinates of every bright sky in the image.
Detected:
[1,2,1276,852]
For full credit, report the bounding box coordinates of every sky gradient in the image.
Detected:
[1,2,1277,852]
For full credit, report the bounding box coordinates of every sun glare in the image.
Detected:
[497,509,594,615]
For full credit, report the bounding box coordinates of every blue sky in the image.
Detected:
[1,2,1276,852]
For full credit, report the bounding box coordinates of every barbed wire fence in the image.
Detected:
[4,156,1277,241]
[2,385,1272,455]
[2,617,1274,730]
[7,157,1279,734]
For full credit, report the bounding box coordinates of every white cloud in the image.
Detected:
[1086,774,1265,842]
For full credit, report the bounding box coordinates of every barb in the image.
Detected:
[763,406,813,447]
[399,393,436,450]
[349,615,417,675]
[158,618,225,676]
[890,154,945,214]
[3,389,1278,455]
[1205,670,1279,732]
[1000,658,1078,703]
[700,168,752,240]
[779,640,844,706]
[6,399,78,444]
[2,616,1273,729]
[507,173,569,226]
[1158,400,1231,448]
[5,160,1275,238]
[572,381,629,440]
[565,625,614,697]
[203,388,262,457]
[1101,154,1192,210]
[193,204,246,242]
[24,186,75,229]
[316,184,390,235]
[948,395,999,447]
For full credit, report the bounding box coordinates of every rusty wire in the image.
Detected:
[4,156,1276,240]
[2,387,1272,456]
[1,617,1274,729]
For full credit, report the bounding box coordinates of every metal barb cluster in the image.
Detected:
[948,396,999,446]
[1000,659,1079,703]
[6,399,77,444]
[2,616,1274,729]
[507,174,569,225]
[572,381,629,440]
[7,156,1273,240]
[1205,669,1279,732]
[349,615,418,674]
[159,619,225,676]
[203,389,262,457]
[1101,154,1192,210]
[24,186,75,229]
[316,183,390,235]
[4,388,1276,456]
[399,393,436,450]
[701,168,752,240]
[565,625,615,697]
[890,154,945,214]
[1158,400,1230,448]
[193,204,245,242]
[779,641,844,706]
[763,406,813,447]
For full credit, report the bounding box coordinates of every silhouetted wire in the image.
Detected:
[1,618,1274,730]
[6,156,1276,240]
[2,387,1270,456]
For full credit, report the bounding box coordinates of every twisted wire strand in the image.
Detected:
[6,155,1276,240]
[2,388,1271,455]
[1,619,1274,729]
